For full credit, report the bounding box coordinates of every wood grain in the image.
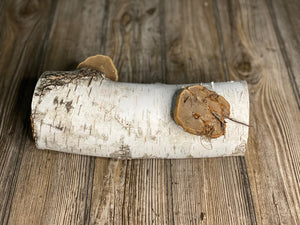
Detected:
[266,0,300,107]
[103,0,164,83]
[164,0,256,224]
[0,0,57,224]
[1,0,300,224]
[164,0,225,84]
[216,0,300,224]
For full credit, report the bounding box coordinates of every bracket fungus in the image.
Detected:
[77,54,118,81]
[174,85,230,138]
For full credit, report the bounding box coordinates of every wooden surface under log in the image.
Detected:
[0,0,300,224]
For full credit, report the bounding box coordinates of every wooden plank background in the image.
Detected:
[0,0,299,224]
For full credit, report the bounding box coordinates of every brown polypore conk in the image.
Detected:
[77,54,118,81]
[174,85,230,138]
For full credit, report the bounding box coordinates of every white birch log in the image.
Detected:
[31,68,249,159]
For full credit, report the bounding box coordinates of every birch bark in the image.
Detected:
[31,68,249,158]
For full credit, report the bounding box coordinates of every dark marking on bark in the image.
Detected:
[74,83,78,91]
[53,96,59,110]
[88,76,93,87]
[53,96,58,105]
[44,123,63,131]
[40,119,43,132]
[98,76,104,87]
[78,104,82,115]
[65,101,73,113]
[35,68,103,96]
[66,89,71,97]
[88,88,92,97]
[109,145,131,159]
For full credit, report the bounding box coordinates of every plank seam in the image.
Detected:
[39,152,55,225]
[239,157,258,225]
[100,0,110,54]
[121,160,129,225]
[36,1,59,75]
[168,160,175,225]
[212,0,230,81]
[265,0,300,109]
[84,157,95,225]
[159,0,167,83]
[164,160,171,225]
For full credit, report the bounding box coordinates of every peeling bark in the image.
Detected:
[31,68,249,158]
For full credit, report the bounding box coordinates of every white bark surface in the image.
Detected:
[31,69,249,158]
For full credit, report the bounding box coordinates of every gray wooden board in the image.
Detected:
[0,0,299,224]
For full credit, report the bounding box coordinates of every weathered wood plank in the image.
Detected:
[0,0,57,224]
[164,0,256,224]
[164,0,225,84]
[103,0,164,83]
[216,0,300,224]
[2,0,299,224]
[88,0,171,224]
[6,0,108,224]
[91,160,171,224]
[266,0,300,107]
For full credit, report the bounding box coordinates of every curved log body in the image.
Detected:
[31,68,249,158]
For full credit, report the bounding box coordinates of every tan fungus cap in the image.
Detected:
[77,55,118,81]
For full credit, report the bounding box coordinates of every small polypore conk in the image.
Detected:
[77,54,118,81]
[31,54,249,158]
[174,85,231,138]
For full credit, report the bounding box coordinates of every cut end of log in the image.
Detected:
[77,55,118,81]
[174,85,230,138]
